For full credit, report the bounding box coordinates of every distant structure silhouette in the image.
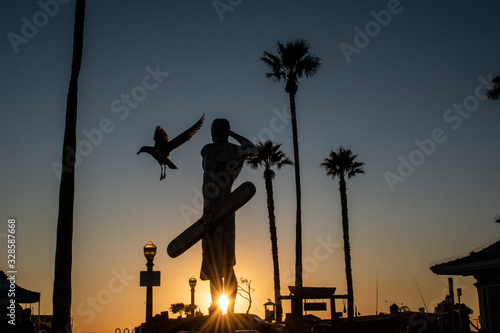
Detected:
[138,114,204,180]
[431,239,500,331]
[200,119,257,314]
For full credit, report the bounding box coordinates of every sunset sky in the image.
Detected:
[1,1,500,332]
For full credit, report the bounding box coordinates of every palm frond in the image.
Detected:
[262,51,286,82]
[262,38,321,87]
[486,87,500,100]
[246,140,292,176]
[296,55,322,78]
[247,158,263,169]
[286,39,311,61]
[486,89,500,100]
[486,75,500,100]
[276,39,285,56]
[321,147,365,180]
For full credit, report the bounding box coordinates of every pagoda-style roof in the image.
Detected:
[430,240,500,276]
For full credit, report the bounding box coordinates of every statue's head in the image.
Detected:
[211,119,230,142]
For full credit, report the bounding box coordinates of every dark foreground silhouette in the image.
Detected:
[135,309,444,333]
[136,313,285,333]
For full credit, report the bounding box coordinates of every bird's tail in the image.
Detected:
[164,158,178,169]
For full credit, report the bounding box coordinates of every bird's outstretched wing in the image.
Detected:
[154,126,169,146]
[166,114,205,150]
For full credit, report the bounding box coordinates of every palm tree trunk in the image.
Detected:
[339,175,354,323]
[289,89,303,287]
[264,169,283,322]
[287,85,303,332]
[52,1,85,332]
[289,90,302,289]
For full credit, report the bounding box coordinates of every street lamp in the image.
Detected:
[143,241,157,332]
[189,276,197,316]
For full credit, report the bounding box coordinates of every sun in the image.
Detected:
[218,295,229,315]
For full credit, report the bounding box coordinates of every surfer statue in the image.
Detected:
[200,119,257,314]
[167,118,257,315]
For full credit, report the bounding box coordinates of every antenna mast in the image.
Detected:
[414,276,428,312]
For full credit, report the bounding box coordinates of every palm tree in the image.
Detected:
[52,1,86,332]
[486,75,500,100]
[320,147,365,323]
[247,140,293,323]
[261,40,321,323]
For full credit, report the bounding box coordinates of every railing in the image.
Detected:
[115,328,132,333]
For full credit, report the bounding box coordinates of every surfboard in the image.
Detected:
[167,181,256,258]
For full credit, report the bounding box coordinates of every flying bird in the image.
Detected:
[138,114,204,180]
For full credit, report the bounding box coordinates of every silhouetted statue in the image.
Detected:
[138,114,204,180]
[200,119,257,314]
[166,118,256,313]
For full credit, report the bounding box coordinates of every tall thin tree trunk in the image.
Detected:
[264,169,283,322]
[289,91,302,290]
[339,175,354,323]
[52,1,85,332]
[288,87,303,333]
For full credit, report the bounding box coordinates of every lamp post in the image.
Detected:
[189,276,197,316]
[144,241,157,332]
[457,288,463,333]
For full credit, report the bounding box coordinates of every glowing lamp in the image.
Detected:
[189,276,197,288]
[143,241,157,260]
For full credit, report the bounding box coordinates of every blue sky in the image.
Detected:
[1,1,500,332]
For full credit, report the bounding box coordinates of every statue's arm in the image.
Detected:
[229,130,257,157]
